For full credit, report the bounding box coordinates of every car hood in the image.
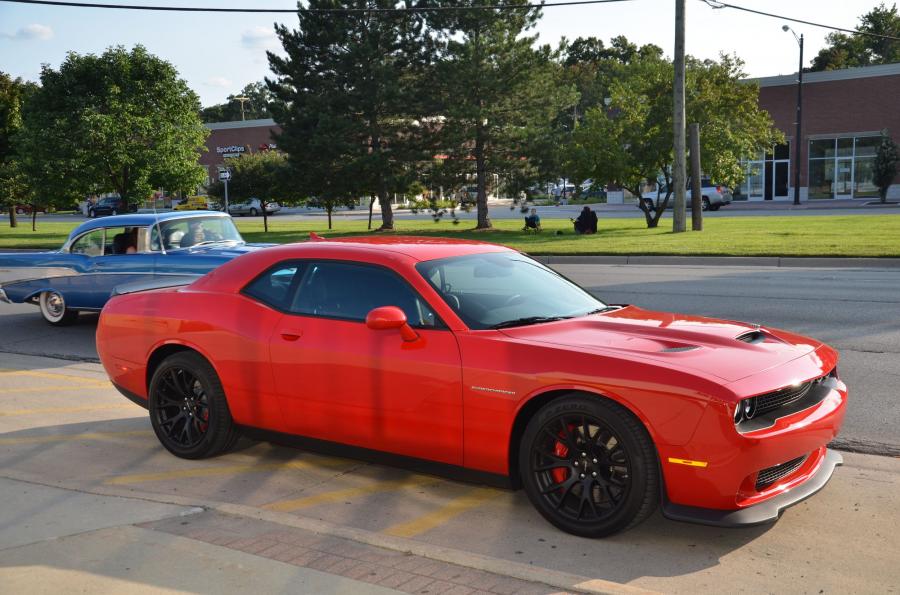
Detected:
[498,305,822,382]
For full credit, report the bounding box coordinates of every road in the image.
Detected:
[1,263,897,454]
[1,351,898,594]
[29,201,900,226]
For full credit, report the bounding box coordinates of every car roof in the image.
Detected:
[269,235,513,262]
[67,211,231,240]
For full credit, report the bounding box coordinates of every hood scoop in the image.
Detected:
[659,345,700,352]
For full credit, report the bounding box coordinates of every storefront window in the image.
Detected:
[808,158,834,199]
[807,135,882,199]
[854,158,879,197]
[809,139,835,159]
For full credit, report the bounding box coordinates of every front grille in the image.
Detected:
[754,381,813,417]
[756,454,807,491]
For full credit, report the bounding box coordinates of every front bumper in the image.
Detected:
[662,448,842,526]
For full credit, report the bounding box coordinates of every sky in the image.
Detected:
[0,0,889,107]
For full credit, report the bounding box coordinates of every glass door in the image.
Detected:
[835,158,853,197]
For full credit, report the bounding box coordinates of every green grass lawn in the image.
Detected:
[2,214,899,257]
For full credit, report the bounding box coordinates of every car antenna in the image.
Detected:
[153,198,167,255]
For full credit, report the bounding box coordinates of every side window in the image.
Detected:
[69,230,104,256]
[243,263,303,310]
[289,262,439,328]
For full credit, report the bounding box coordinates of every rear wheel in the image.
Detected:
[38,290,79,326]
[518,395,658,537]
[88,209,96,218]
[701,197,710,211]
[148,352,239,459]
[111,208,118,216]
[249,207,258,217]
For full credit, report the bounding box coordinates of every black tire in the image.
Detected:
[249,207,258,217]
[709,204,721,211]
[88,209,96,218]
[701,197,710,211]
[111,209,118,216]
[16,207,25,214]
[38,290,79,326]
[148,352,239,459]
[518,395,659,537]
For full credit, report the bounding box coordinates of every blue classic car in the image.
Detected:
[0,211,268,325]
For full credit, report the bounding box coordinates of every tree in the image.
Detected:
[810,3,899,71]
[207,151,293,231]
[874,131,899,204]
[434,1,576,229]
[268,0,436,231]
[200,81,275,123]
[0,72,35,227]
[17,46,209,211]
[568,53,782,228]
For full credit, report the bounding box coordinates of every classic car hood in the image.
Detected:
[498,305,822,382]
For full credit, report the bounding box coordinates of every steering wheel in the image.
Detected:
[502,294,525,307]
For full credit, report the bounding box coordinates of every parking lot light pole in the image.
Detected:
[783,25,804,206]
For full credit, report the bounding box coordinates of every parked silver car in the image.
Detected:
[641,177,732,211]
[227,198,281,217]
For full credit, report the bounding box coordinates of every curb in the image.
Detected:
[530,255,900,268]
[1,470,656,595]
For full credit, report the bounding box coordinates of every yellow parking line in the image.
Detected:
[0,369,109,385]
[0,430,153,445]
[0,404,136,417]
[383,487,500,538]
[105,458,351,485]
[0,385,110,395]
[265,476,437,512]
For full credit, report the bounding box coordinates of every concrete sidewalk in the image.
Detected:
[0,478,401,595]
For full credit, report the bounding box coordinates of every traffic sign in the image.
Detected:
[219,170,231,181]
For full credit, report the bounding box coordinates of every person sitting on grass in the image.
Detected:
[523,208,542,232]
[573,206,598,234]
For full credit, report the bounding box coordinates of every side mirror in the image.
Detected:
[365,306,418,342]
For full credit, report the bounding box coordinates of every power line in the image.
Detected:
[700,0,900,42]
[0,0,632,13]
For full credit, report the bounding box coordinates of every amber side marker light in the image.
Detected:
[668,458,709,468]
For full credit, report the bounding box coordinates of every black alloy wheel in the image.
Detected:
[519,396,658,537]
[148,352,239,459]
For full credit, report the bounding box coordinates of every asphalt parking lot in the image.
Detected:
[2,263,900,593]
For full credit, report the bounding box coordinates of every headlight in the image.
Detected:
[734,397,758,423]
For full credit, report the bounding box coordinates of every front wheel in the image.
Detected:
[518,395,659,537]
[148,352,239,459]
[88,209,96,218]
[38,290,79,326]
[249,207,258,217]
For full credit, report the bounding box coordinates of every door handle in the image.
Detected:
[280,330,303,341]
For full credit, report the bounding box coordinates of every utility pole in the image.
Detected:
[689,123,702,231]
[672,0,687,233]
[233,95,250,121]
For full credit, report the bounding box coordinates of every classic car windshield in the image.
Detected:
[416,252,607,329]
[149,216,243,251]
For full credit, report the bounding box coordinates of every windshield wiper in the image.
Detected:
[491,316,571,329]
[581,306,619,316]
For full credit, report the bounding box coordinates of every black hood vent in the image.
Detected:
[735,330,766,344]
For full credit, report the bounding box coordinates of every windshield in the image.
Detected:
[416,252,607,329]
[149,216,243,251]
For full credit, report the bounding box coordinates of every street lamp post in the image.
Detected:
[783,25,804,206]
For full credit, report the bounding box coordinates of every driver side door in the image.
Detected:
[265,260,464,465]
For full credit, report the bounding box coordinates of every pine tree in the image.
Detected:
[433,0,574,229]
[267,0,437,230]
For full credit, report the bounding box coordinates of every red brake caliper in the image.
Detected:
[551,425,575,485]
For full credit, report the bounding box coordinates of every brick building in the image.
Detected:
[738,63,900,201]
[199,118,282,185]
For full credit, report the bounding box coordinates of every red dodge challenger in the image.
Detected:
[96,237,847,536]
